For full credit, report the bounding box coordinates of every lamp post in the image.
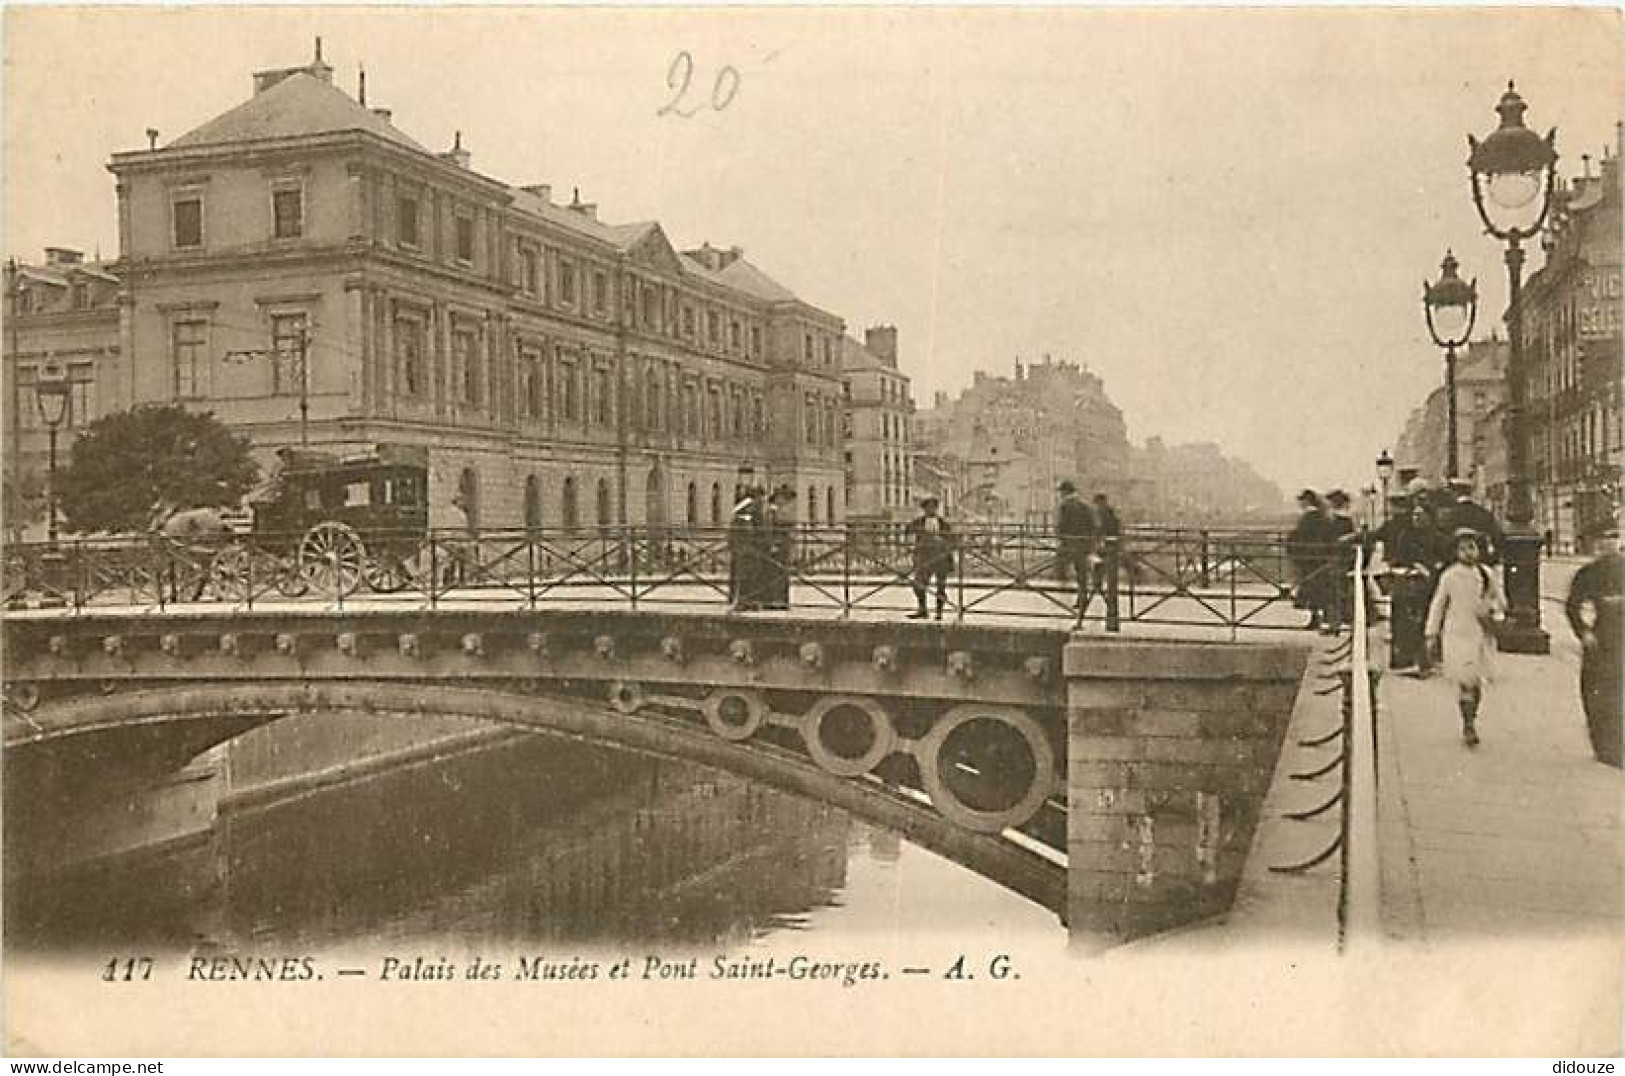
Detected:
[1466,80,1557,653]
[1375,449,1395,523]
[1423,251,1478,481]
[34,373,71,544]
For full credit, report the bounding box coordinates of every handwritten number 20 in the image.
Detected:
[660,52,740,117]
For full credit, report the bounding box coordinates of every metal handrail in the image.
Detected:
[1,524,1354,633]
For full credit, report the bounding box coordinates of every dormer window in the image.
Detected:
[172,193,204,250]
[272,183,304,239]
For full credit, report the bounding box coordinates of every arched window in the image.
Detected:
[645,465,665,525]
[562,476,578,533]
[456,467,480,533]
[807,485,818,524]
[686,481,698,526]
[524,475,542,533]
[710,483,722,526]
[596,478,612,528]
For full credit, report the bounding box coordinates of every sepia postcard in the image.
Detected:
[2,4,1622,1057]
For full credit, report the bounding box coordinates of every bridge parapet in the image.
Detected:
[1064,639,1310,946]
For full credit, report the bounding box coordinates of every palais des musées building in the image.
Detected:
[6,44,891,535]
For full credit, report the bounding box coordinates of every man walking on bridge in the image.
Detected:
[905,496,954,620]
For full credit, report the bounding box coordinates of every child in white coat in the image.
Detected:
[1425,528,1507,747]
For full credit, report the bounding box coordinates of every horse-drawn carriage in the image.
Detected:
[199,443,431,599]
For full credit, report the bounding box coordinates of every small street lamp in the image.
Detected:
[1375,449,1395,523]
[1466,79,1558,653]
[1423,250,1478,481]
[33,373,71,544]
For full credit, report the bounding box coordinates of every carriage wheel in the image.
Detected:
[299,522,365,598]
[273,556,310,598]
[362,545,422,594]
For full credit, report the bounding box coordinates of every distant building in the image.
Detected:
[3,249,122,539]
[840,326,915,523]
[7,42,858,535]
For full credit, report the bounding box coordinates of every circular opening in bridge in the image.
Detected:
[801,696,896,778]
[703,689,765,742]
[716,695,752,731]
[818,703,877,762]
[936,717,1038,815]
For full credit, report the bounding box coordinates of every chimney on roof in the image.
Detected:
[523,184,553,203]
[44,247,84,266]
[358,64,367,106]
[371,107,392,123]
[253,40,336,95]
[934,391,948,409]
[146,128,159,150]
[440,130,472,170]
[568,187,597,221]
[864,325,898,368]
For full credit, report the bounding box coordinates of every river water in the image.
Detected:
[6,729,1062,957]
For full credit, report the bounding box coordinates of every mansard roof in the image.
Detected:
[169,71,427,152]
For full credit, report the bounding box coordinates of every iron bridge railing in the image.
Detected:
[1,523,1352,635]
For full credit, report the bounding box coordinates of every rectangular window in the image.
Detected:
[593,272,609,315]
[453,328,480,406]
[805,394,818,445]
[643,286,659,329]
[172,196,203,249]
[682,306,695,338]
[731,388,743,438]
[558,260,577,306]
[272,186,304,239]
[455,216,475,264]
[684,383,699,438]
[559,353,579,421]
[71,283,88,309]
[395,315,425,397]
[707,310,720,345]
[397,194,420,248]
[823,338,832,368]
[803,333,814,364]
[593,366,611,425]
[522,249,539,296]
[68,364,96,428]
[730,320,741,350]
[270,313,307,396]
[750,326,762,358]
[172,319,206,398]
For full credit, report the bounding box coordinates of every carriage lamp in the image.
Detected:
[1423,251,1478,481]
[34,373,72,544]
[1465,80,1557,653]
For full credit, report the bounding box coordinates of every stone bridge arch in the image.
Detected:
[6,676,1069,915]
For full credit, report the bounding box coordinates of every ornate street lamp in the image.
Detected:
[33,373,71,544]
[1467,80,1558,653]
[1375,449,1395,522]
[1423,251,1478,481]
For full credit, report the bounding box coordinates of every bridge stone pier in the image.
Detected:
[2,608,1307,945]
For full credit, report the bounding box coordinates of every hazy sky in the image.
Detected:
[5,7,1623,494]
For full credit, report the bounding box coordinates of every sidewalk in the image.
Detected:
[1376,566,1623,942]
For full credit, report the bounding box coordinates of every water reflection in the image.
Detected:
[7,728,1059,955]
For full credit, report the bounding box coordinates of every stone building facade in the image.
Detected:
[1392,336,1508,503]
[14,46,854,535]
[840,326,915,523]
[3,249,123,539]
[1519,131,1623,551]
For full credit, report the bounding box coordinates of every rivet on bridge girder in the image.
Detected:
[947,650,975,681]
[871,645,897,673]
[799,642,824,669]
[1023,655,1052,681]
[526,632,549,656]
[160,633,182,656]
[398,633,421,658]
[219,633,240,657]
[336,632,359,657]
[461,633,485,658]
[594,635,617,660]
[102,635,123,657]
[274,633,298,656]
[660,635,685,664]
[47,635,68,656]
[729,639,755,666]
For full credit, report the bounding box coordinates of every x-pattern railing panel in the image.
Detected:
[2,524,1344,632]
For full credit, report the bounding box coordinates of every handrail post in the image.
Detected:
[628,524,639,611]
[1104,538,1120,633]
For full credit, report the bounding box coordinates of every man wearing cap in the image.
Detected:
[1288,490,1333,631]
[905,496,955,620]
[1440,479,1504,566]
[1056,479,1097,627]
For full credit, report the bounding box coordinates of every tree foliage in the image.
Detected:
[3,467,46,542]
[57,405,260,534]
